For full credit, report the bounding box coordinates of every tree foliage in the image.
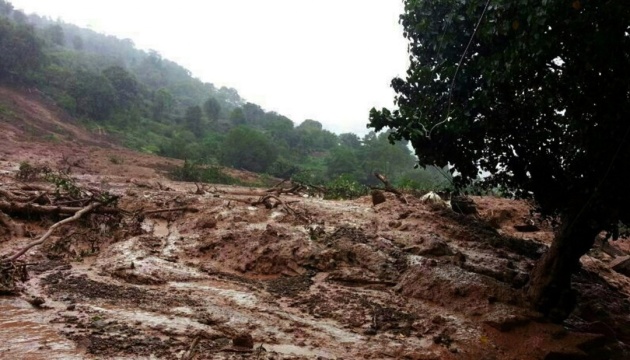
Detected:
[0,0,448,195]
[185,105,203,137]
[203,97,221,122]
[0,17,43,83]
[370,0,630,320]
[220,126,278,173]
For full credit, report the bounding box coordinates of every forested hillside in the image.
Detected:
[0,0,448,191]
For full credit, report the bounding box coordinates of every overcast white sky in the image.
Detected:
[10,0,409,135]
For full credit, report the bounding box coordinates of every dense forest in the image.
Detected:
[0,0,449,192]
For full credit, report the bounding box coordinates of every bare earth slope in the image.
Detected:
[1,86,629,359]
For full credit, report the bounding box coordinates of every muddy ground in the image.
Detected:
[1,86,630,359]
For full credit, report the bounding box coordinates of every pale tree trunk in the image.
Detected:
[526,213,600,322]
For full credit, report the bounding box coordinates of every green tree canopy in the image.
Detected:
[0,18,43,83]
[339,133,362,149]
[68,70,116,120]
[220,126,278,173]
[102,65,140,108]
[325,147,362,181]
[229,107,246,126]
[44,24,64,46]
[370,0,630,321]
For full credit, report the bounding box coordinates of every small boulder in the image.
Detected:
[406,237,454,257]
[371,190,386,206]
[233,333,254,349]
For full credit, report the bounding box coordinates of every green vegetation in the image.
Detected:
[370,0,630,321]
[170,160,237,185]
[324,175,368,200]
[0,0,449,194]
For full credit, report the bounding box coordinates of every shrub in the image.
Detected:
[324,174,368,200]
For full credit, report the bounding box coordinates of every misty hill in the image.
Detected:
[0,0,448,192]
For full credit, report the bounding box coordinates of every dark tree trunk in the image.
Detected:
[526,213,600,322]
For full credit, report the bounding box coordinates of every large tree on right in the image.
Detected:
[370,0,630,321]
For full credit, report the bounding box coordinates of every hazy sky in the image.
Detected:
[10,0,409,135]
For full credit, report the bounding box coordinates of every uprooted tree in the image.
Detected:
[370,0,630,321]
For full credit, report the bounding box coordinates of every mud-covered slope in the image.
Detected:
[0,87,629,359]
[0,164,629,359]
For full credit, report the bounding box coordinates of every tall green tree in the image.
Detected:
[339,133,362,149]
[325,147,362,181]
[44,24,64,46]
[68,70,116,120]
[203,97,221,122]
[220,126,278,173]
[152,88,173,121]
[185,105,203,138]
[370,0,630,321]
[102,65,140,108]
[229,107,246,126]
[0,18,43,83]
[242,102,265,125]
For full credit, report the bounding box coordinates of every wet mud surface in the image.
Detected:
[0,87,630,359]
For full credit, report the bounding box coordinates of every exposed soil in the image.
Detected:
[1,86,630,359]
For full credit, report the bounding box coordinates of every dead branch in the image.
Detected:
[143,207,199,215]
[221,197,256,204]
[0,200,120,217]
[19,184,52,192]
[182,336,201,360]
[0,188,31,202]
[4,202,101,262]
[372,172,408,204]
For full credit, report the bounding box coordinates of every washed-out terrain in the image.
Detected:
[1,87,630,359]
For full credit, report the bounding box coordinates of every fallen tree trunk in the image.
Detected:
[0,200,120,217]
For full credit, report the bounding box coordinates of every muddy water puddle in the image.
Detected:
[0,299,82,360]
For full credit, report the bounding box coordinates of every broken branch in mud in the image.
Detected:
[372,172,408,204]
[181,336,200,360]
[254,195,310,222]
[142,206,199,215]
[204,180,315,199]
[4,202,101,262]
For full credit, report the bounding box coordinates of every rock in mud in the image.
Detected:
[232,333,254,349]
[451,196,477,215]
[405,236,454,257]
[27,296,46,308]
[371,190,386,206]
[195,217,217,229]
